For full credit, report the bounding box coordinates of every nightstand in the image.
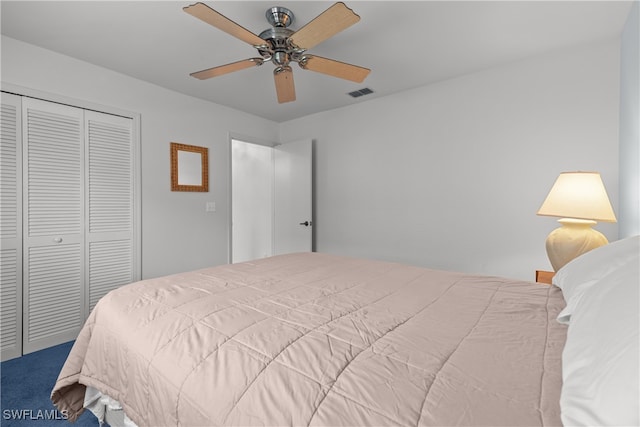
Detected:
[535,270,554,285]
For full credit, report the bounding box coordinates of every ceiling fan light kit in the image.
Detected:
[183,1,370,104]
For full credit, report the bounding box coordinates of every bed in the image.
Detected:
[51,236,639,426]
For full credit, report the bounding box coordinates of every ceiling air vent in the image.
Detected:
[348,88,374,98]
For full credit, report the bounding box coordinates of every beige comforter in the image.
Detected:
[52,252,566,426]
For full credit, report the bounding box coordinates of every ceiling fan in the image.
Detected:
[183,2,370,103]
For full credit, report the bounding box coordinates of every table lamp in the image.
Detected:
[537,171,617,271]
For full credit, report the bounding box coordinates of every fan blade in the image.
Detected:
[289,2,360,50]
[190,58,263,80]
[184,2,266,47]
[274,66,296,103]
[300,55,370,83]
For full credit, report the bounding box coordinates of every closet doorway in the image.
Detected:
[231,138,312,263]
[1,92,140,360]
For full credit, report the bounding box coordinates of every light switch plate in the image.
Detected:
[206,202,216,212]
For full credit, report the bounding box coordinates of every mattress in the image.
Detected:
[52,252,566,426]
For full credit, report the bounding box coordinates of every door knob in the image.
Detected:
[299,221,312,227]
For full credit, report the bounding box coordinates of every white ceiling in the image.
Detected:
[1,1,633,123]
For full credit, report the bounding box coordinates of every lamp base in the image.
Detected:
[545,218,608,271]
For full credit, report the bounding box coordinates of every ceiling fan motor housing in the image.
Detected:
[258,24,301,67]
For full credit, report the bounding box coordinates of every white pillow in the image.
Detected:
[553,235,639,324]
[559,238,639,426]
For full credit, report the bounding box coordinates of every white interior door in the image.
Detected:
[1,93,23,361]
[274,139,313,255]
[85,111,136,312]
[22,98,85,354]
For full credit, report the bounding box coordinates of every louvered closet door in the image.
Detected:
[0,93,23,361]
[22,98,85,354]
[85,111,135,312]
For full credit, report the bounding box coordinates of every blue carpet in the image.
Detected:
[1,341,99,426]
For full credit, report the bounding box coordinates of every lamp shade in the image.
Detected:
[537,172,617,223]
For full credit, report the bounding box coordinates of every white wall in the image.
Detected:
[619,1,640,238]
[1,36,279,279]
[280,39,621,281]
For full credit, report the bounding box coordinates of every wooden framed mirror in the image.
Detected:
[171,142,209,192]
